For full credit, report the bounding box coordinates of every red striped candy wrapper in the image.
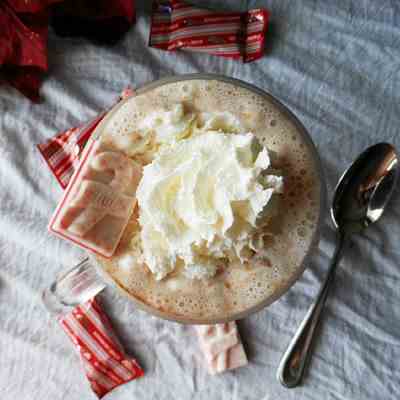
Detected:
[37,87,134,189]
[149,0,269,63]
[59,297,144,398]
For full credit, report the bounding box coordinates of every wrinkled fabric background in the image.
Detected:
[1,1,399,399]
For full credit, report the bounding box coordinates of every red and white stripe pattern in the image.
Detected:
[195,322,248,374]
[37,88,134,189]
[59,298,144,398]
[150,1,269,63]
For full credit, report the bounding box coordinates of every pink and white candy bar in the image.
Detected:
[195,322,248,374]
[49,138,142,258]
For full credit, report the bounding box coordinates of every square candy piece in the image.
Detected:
[49,139,142,257]
[195,322,248,374]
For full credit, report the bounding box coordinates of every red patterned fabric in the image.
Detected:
[0,1,57,101]
[0,1,135,101]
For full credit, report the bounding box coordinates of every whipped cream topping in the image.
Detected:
[134,107,283,280]
[109,105,245,159]
[139,104,195,144]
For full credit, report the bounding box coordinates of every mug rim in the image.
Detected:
[92,73,327,324]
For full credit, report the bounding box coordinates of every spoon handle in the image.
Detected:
[277,233,347,388]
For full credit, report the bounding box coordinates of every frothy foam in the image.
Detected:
[93,78,321,323]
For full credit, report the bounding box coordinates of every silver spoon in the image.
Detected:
[277,142,399,388]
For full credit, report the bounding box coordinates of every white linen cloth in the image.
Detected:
[1,1,400,399]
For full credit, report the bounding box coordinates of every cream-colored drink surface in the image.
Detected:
[94,79,320,322]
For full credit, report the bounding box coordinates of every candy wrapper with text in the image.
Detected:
[59,297,144,398]
[150,0,269,62]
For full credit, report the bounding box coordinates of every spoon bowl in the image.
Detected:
[332,143,398,233]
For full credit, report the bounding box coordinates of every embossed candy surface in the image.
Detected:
[49,139,142,257]
[195,322,248,374]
